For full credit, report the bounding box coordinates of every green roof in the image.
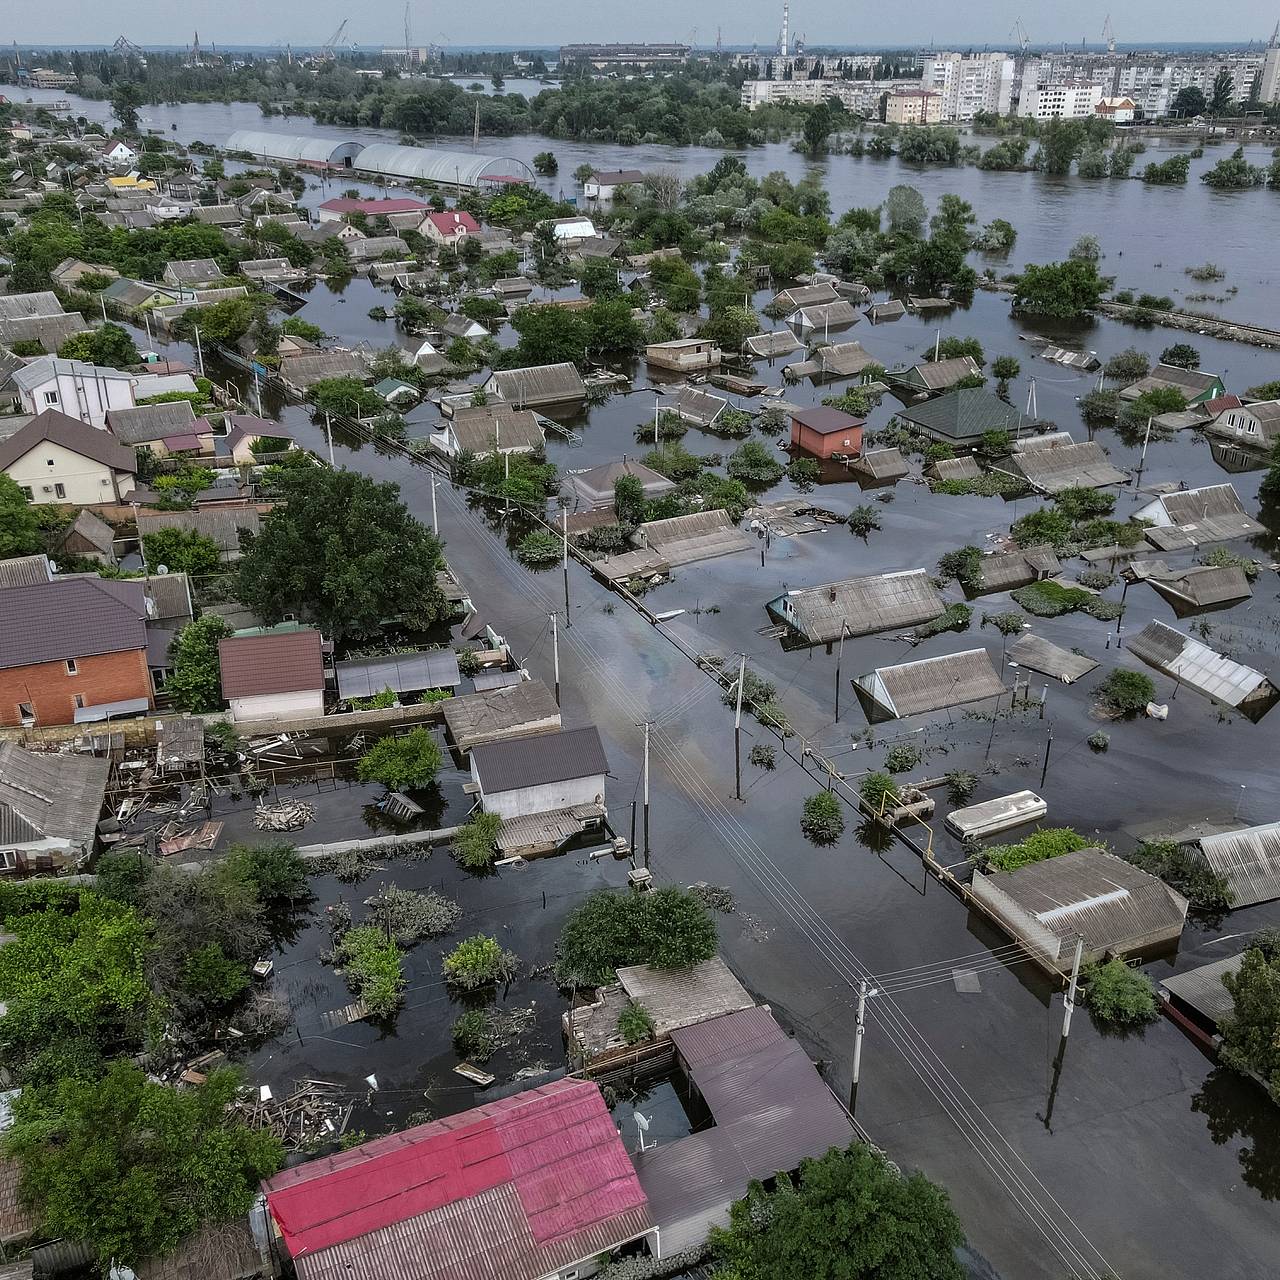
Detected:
[895,389,1027,443]
[373,377,418,400]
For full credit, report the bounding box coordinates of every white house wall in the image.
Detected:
[6,440,125,505]
[229,689,325,723]
[478,773,606,820]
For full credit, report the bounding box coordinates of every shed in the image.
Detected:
[974,545,1061,594]
[470,724,609,820]
[55,508,117,564]
[334,650,460,701]
[1145,565,1253,613]
[945,790,1048,840]
[563,458,675,510]
[635,510,753,566]
[645,338,722,372]
[789,405,864,459]
[263,1079,651,1280]
[483,362,586,408]
[1126,620,1279,720]
[971,847,1189,969]
[894,389,1027,445]
[768,568,944,645]
[442,680,561,754]
[1191,822,1280,908]
[786,300,860,331]
[743,329,804,360]
[852,446,909,481]
[218,628,326,722]
[927,455,983,482]
[1160,954,1244,1034]
[0,740,110,875]
[996,440,1127,493]
[853,648,1007,722]
[1007,634,1099,684]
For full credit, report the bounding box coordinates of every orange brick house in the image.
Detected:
[0,577,153,727]
[789,406,865,459]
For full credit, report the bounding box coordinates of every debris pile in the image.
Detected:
[254,799,315,831]
[234,1079,354,1147]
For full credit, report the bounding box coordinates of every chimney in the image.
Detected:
[828,586,837,602]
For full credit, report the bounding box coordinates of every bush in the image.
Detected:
[1097,669,1156,715]
[859,772,899,810]
[333,925,404,1017]
[453,812,503,870]
[1087,730,1111,753]
[617,1001,655,1045]
[515,530,562,570]
[1201,546,1259,580]
[787,457,820,491]
[981,827,1092,872]
[1084,958,1158,1027]
[913,603,972,639]
[370,886,461,945]
[1103,347,1150,383]
[1220,945,1280,1101]
[726,440,784,487]
[884,743,922,774]
[982,611,1024,637]
[944,770,978,804]
[847,504,881,538]
[749,744,777,770]
[555,887,718,986]
[801,791,845,844]
[1125,838,1233,913]
[452,1009,496,1059]
[443,934,518,990]
[1011,581,1092,617]
[936,545,984,591]
[357,729,443,791]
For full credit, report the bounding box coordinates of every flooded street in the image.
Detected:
[24,82,1280,1278]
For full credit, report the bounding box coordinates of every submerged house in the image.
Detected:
[1132,483,1265,550]
[768,569,944,646]
[973,847,1189,971]
[893,388,1027,447]
[1119,363,1225,406]
[788,405,864,459]
[442,679,562,755]
[644,338,722,372]
[1188,822,1280,909]
[893,355,982,395]
[853,648,1007,722]
[483,362,587,409]
[1126,620,1279,721]
[994,437,1127,493]
[634,510,753,566]
[563,458,675,510]
[0,741,109,876]
[470,725,609,821]
[972,545,1062,595]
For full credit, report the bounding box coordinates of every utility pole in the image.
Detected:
[642,721,651,867]
[1039,723,1053,786]
[1061,934,1084,1039]
[561,506,571,626]
[324,411,335,467]
[193,325,205,377]
[834,621,848,721]
[850,976,873,1114]
[550,611,560,706]
[430,470,438,534]
[734,653,746,801]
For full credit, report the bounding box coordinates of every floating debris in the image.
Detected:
[254,799,315,831]
[234,1079,353,1148]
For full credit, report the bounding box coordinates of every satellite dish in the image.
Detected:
[634,1111,650,1131]
[156,564,169,575]
[48,559,58,574]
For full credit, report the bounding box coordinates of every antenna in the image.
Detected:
[404,2,412,68]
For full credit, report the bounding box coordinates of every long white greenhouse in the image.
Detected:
[224,130,365,169]
[352,144,534,188]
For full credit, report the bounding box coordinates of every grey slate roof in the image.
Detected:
[101,278,182,308]
[563,458,675,508]
[976,545,1062,593]
[442,680,562,753]
[743,329,804,359]
[165,258,225,284]
[853,446,909,480]
[0,292,62,320]
[895,388,1026,443]
[927,455,983,482]
[1120,363,1221,400]
[1007,634,1099,684]
[0,577,146,669]
[0,408,136,474]
[10,356,133,394]
[0,312,89,350]
[472,725,608,793]
[136,507,262,554]
[106,400,200,445]
[1159,954,1244,1028]
[334,650,461,699]
[637,509,753,566]
[485,362,587,407]
[854,648,1007,720]
[57,508,116,556]
[1147,565,1253,610]
[0,741,109,851]
[771,569,943,644]
[1194,823,1280,908]
[787,300,860,329]
[1000,440,1127,493]
[450,405,544,454]
[904,355,982,390]
[277,349,371,389]
[671,386,727,428]
[772,283,840,310]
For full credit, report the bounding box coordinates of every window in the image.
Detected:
[19,486,32,500]
[0,850,17,872]
[17,702,34,726]
[73,694,85,709]
[54,483,66,499]
[66,658,78,675]
[47,457,56,466]
[43,390,59,405]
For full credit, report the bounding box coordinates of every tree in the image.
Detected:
[1209,68,1236,115]
[509,304,592,367]
[801,791,844,844]
[884,183,926,236]
[1160,343,1201,370]
[1171,86,1207,118]
[1084,958,1159,1027]
[237,467,446,640]
[332,925,404,1017]
[1220,941,1280,1102]
[0,474,42,558]
[927,336,984,365]
[176,298,260,347]
[701,304,757,353]
[586,297,644,355]
[2,1062,281,1268]
[532,150,558,175]
[991,355,1020,383]
[57,322,139,369]
[110,81,145,132]
[141,527,222,576]
[801,105,833,155]
[167,614,232,713]
[1012,260,1104,319]
[613,474,646,527]
[356,728,443,791]
[1104,347,1150,383]
[453,812,503,870]
[443,934,518,990]
[1142,154,1191,184]
[1068,234,1101,263]
[1097,668,1157,715]
[709,1144,965,1280]
[726,440,784,486]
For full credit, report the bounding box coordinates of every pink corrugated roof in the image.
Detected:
[265,1079,651,1280]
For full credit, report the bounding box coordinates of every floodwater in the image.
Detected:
[25,84,1280,1278]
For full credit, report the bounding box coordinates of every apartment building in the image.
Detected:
[920,52,1015,120]
[1019,82,1104,120]
[741,77,912,114]
[885,89,943,124]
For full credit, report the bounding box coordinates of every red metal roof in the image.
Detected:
[319,197,430,215]
[424,210,480,236]
[1203,394,1243,415]
[218,628,324,700]
[264,1079,651,1280]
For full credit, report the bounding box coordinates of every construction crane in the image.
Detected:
[1009,17,1031,54]
[1102,14,1116,54]
[321,19,350,59]
[112,35,145,58]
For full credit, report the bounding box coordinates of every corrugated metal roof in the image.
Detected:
[771,568,943,644]
[0,291,62,320]
[853,446,909,480]
[1127,621,1275,709]
[0,740,109,849]
[743,329,803,358]
[670,1006,782,1070]
[0,555,52,589]
[772,283,840,310]
[638,510,753,566]
[1008,635,1099,684]
[219,629,325,700]
[354,144,535,187]
[1196,822,1280,908]
[106,399,199,445]
[1002,440,1127,493]
[1148,565,1253,610]
[137,507,262,554]
[927,455,983,482]
[0,311,88,349]
[787,300,860,330]
[1160,953,1244,1027]
[449,406,544,455]
[266,1078,651,1280]
[335,650,461,699]
[472,725,608,794]
[485,362,586,407]
[672,386,727,427]
[225,130,364,167]
[976,546,1061,593]
[854,648,1007,720]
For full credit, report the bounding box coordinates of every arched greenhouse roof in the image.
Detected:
[353,144,534,187]
[224,131,364,166]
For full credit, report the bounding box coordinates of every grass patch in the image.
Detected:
[914,603,973,639]
[979,827,1093,873]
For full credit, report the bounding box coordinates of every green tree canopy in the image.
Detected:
[1221,939,1280,1102]
[709,1144,965,1280]
[142,527,222,576]
[236,466,446,641]
[2,1062,282,1268]
[57,322,140,369]
[0,474,43,558]
[167,614,233,713]
[357,728,444,791]
[1012,260,1105,318]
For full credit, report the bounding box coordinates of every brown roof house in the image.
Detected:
[219,627,326,723]
[0,577,153,726]
[0,408,137,506]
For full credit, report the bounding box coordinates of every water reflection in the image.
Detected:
[1192,1067,1280,1200]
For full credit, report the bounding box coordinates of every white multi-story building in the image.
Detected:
[921,52,1014,121]
[1019,82,1104,120]
[740,77,911,115]
[1262,44,1280,103]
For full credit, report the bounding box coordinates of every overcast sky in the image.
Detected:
[14,0,1279,50]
